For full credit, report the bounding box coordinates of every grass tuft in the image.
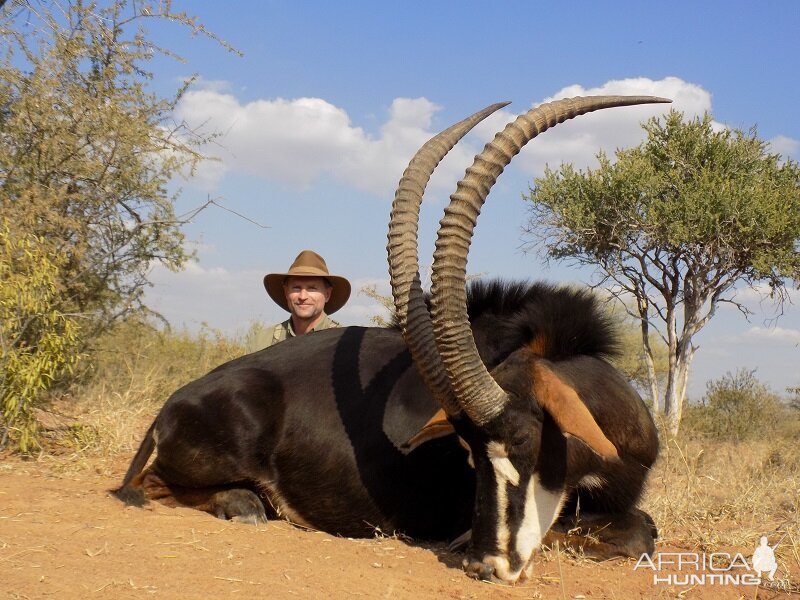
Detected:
[21,324,800,581]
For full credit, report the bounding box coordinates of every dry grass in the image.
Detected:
[27,325,800,582]
[641,433,799,578]
[33,322,244,473]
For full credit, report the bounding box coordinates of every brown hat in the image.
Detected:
[263,250,351,314]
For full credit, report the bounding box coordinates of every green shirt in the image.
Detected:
[245,314,341,352]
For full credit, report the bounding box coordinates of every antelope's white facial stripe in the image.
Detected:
[515,474,565,568]
[488,441,513,559]
[484,442,565,583]
[487,440,520,486]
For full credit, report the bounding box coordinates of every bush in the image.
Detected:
[682,369,797,440]
[1,222,82,452]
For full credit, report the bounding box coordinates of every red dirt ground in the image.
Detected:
[0,454,794,599]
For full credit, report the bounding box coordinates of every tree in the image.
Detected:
[605,303,669,401]
[524,110,800,434]
[0,0,234,449]
[1,0,233,336]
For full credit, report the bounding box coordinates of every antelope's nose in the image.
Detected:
[463,557,496,582]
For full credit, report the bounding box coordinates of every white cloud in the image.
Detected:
[768,134,799,161]
[145,258,276,334]
[175,92,365,188]
[504,77,713,177]
[175,77,800,208]
[336,97,443,195]
[185,77,232,93]
[175,92,467,196]
[742,326,800,344]
[174,76,719,197]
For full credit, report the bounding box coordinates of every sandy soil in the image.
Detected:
[0,454,794,600]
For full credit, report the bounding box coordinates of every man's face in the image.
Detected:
[283,276,332,322]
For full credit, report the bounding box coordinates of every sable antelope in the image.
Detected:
[115,95,668,583]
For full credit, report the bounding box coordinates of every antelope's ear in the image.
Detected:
[532,362,618,460]
[403,408,455,451]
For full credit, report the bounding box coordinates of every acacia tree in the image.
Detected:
[1,0,234,334]
[0,0,233,449]
[524,110,800,434]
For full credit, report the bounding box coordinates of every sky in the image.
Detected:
[134,0,799,400]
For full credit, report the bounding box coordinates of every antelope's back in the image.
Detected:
[151,326,474,539]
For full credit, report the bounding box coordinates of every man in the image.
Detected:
[247,250,350,351]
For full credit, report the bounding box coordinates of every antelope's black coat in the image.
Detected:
[116,280,657,542]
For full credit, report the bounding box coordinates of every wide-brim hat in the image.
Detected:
[263,250,351,314]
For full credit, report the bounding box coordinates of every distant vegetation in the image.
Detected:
[1,0,233,450]
[37,321,244,461]
[21,320,796,459]
[681,368,800,441]
[525,111,800,435]
[14,323,799,574]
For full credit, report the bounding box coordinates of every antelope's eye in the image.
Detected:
[509,436,529,449]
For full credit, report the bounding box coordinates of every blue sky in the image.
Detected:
[137,1,800,399]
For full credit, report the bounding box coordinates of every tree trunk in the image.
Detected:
[638,298,661,413]
[663,339,696,436]
[663,378,679,435]
[662,304,681,435]
[641,334,661,413]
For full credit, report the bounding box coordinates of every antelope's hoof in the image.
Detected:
[211,488,267,524]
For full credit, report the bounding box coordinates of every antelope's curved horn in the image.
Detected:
[388,102,509,416]
[430,95,671,425]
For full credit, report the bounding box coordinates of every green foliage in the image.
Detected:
[528,111,800,283]
[0,0,231,339]
[0,0,235,451]
[682,369,798,440]
[1,221,82,452]
[525,110,800,431]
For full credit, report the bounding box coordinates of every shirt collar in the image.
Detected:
[287,313,332,337]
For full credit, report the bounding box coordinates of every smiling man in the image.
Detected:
[248,250,351,351]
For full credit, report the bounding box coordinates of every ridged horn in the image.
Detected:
[388,102,509,416]
[430,95,672,425]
